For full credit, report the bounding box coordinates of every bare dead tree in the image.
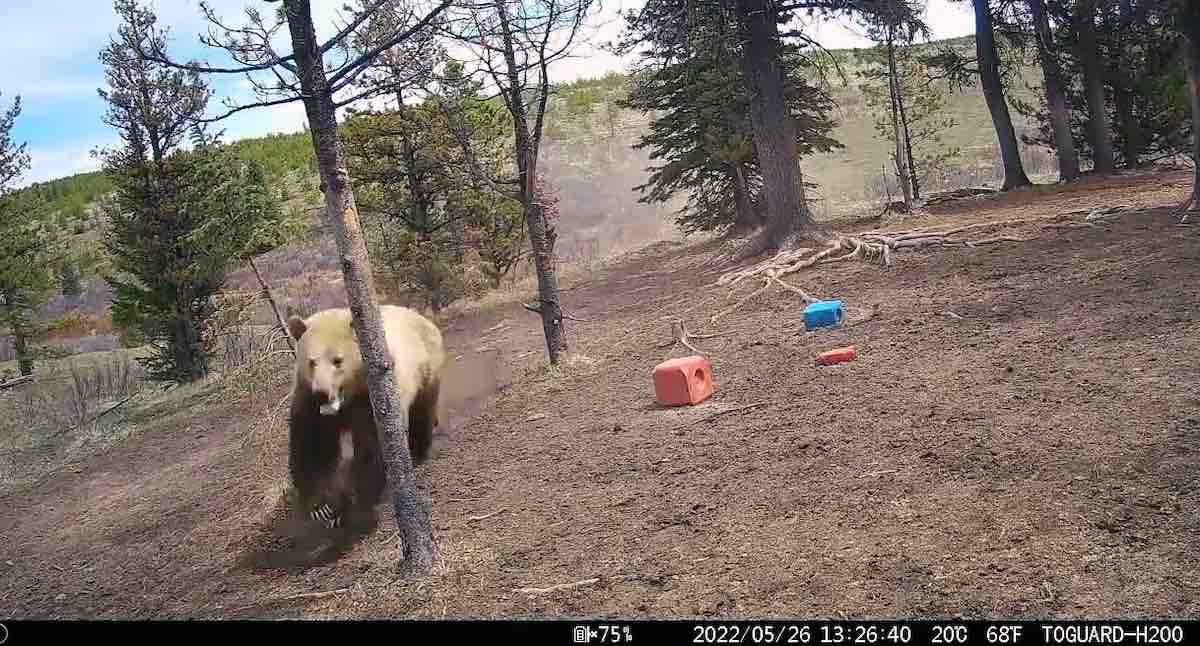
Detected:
[137,0,453,577]
[437,0,600,365]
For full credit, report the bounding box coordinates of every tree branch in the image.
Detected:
[198,94,307,123]
[327,0,454,87]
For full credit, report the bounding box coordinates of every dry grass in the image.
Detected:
[0,350,151,495]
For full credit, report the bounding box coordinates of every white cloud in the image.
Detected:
[23,138,117,186]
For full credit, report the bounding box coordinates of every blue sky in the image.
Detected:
[2,0,974,187]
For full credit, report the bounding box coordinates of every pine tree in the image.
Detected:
[859,42,961,205]
[615,1,840,235]
[1011,0,1188,171]
[97,0,284,382]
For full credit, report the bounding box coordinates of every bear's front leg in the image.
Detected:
[310,435,356,529]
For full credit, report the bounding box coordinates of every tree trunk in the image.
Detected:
[1075,0,1116,174]
[495,0,566,365]
[1183,4,1200,212]
[172,312,199,382]
[887,31,919,202]
[1027,0,1080,182]
[6,296,33,377]
[2,289,33,377]
[973,0,1033,190]
[281,0,435,577]
[1110,0,1140,168]
[900,93,918,201]
[729,163,760,232]
[169,284,206,383]
[736,0,812,249]
[13,327,30,376]
[886,33,913,208]
[524,198,566,362]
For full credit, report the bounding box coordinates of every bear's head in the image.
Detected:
[287,310,365,416]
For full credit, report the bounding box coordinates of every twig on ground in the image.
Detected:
[513,578,601,595]
[668,402,769,432]
[276,588,351,602]
[0,375,33,390]
[524,301,590,322]
[468,508,507,522]
[50,391,144,439]
[699,402,768,422]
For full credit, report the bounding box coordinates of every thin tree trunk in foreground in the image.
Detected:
[282,0,435,576]
[1112,0,1140,168]
[1183,4,1200,212]
[1028,0,1080,182]
[525,198,566,362]
[737,0,813,249]
[973,0,1033,190]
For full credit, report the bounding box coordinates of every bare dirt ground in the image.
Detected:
[3,168,1199,619]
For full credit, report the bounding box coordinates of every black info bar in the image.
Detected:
[1,619,1194,645]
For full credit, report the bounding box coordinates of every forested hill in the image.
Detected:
[22,34,1047,225]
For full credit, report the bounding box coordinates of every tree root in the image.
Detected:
[712,215,1058,323]
[659,318,719,355]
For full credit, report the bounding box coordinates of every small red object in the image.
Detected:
[816,346,857,366]
[653,355,715,406]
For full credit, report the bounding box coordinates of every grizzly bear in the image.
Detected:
[285,305,445,530]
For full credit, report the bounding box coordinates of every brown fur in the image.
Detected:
[287,372,441,526]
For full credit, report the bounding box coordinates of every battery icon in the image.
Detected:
[573,625,590,644]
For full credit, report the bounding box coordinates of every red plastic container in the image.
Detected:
[816,346,857,366]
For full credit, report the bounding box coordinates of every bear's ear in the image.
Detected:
[286,315,308,341]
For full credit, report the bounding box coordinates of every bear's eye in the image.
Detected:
[309,359,317,369]
[332,356,343,368]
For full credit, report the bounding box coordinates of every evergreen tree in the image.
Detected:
[1026,0,1080,182]
[618,0,919,250]
[0,93,66,377]
[615,1,840,235]
[59,261,83,299]
[1011,0,1188,170]
[854,1,960,205]
[97,0,284,383]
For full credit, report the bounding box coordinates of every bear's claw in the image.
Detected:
[310,503,342,529]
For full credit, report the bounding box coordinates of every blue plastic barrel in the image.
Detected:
[804,300,844,330]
